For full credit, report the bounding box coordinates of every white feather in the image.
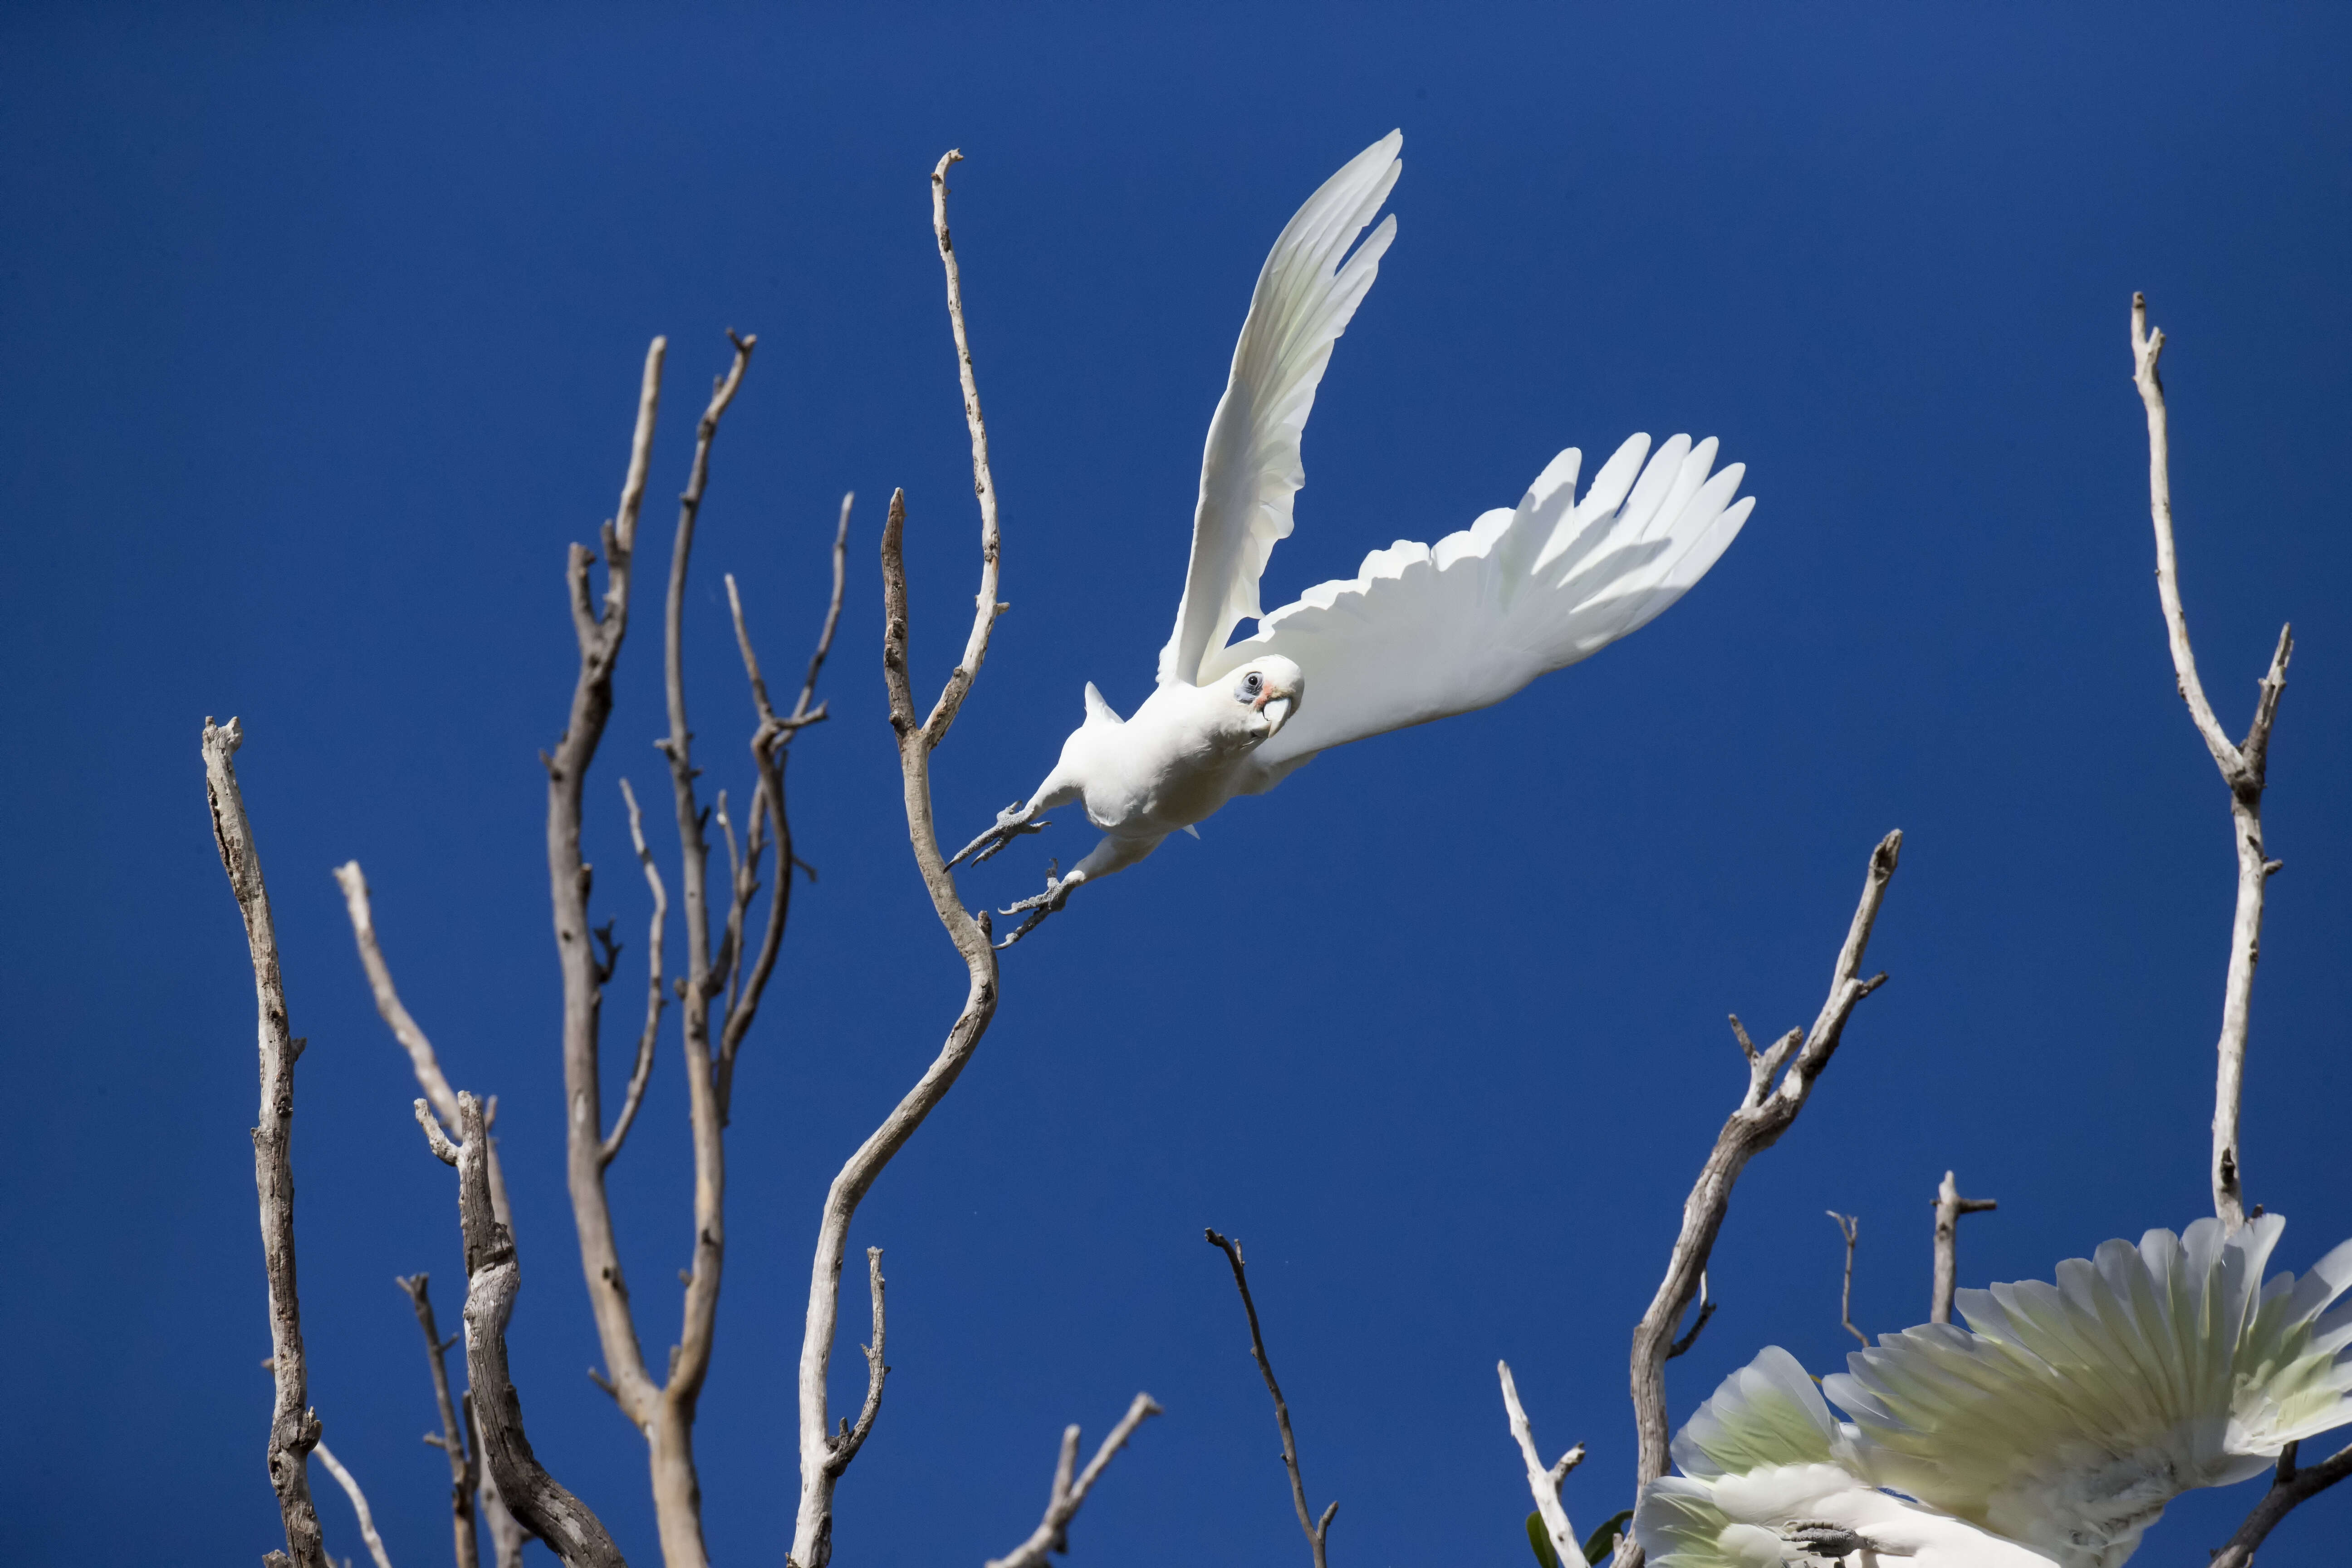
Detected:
[1158,131,1403,688]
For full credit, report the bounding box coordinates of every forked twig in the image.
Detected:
[1206,1229,1337,1568]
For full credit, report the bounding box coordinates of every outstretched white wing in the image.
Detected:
[1824,1215,2352,1568]
[1157,131,1403,688]
[1206,431,1752,780]
[1636,1347,2052,1568]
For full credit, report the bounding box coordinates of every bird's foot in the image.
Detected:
[994,860,1072,949]
[947,799,1050,869]
[1781,1524,1909,1562]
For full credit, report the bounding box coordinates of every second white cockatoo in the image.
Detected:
[1632,1215,2352,1567]
[953,129,1756,942]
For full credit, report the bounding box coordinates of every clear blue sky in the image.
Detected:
[4,5,2349,1565]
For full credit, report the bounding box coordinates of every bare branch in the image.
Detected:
[2213,1440,2352,1567]
[333,863,461,1124]
[473,1393,529,1568]
[451,1092,627,1568]
[1205,1229,1336,1568]
[1624,829,1903,1539]
[984,1394,1164,1568]
[793,159,1015,1568]
[1826,1213,1867,1349]
[414,1100,460,1166]
[821,1249,890,1479]
[1664,1272,1715,1361]
[314,1441,397,1568]
[201,717,329,1568]
[1929,1172,1996,1325]
[790,494,854,726]
[2132,294,2294,1236]
[601,777,665,1166]
[921,150,1007,749]
[1498,1360,1585,1568]
[397,1275,478,1568]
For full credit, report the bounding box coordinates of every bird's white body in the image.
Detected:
[961,130,1756,934]
[1635,1216,2352,1568]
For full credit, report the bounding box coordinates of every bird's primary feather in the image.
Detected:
[1206,430,1752,781]
[1159,130,1403,689]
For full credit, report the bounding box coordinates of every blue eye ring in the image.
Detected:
[1240,671,1264,700]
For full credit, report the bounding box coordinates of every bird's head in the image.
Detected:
[1230,656,1304,740]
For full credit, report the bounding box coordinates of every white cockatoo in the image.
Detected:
[1632,1215,2352,1567]
[953,129,1756,941]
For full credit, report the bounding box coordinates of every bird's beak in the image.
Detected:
[1256,688,1295,735]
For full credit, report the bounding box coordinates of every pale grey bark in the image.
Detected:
[202,717,331,1568]
[788,151,1014,1568]
[1613,831,1904,1568]
[1206,1230,1336,1568]
[2135,292,2346,1565]
[1927,1171,1995,1326]
[1497,1360,1586,1568]
[315,1440,397,1568]
[449,1092,627,1568]
[983,1394,1163,1568]
[397,1274,479,1568]
[2131,294,2292,1239]
[1826,1212,1867,1348]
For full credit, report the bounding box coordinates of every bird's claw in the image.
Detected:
[947,799,1049,869]
[1780,1524,1907,1562]
[993,861,1069,948]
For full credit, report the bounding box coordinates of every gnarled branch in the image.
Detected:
[1498,1360,1586,1568]
[1928,1172,1995,1325]
[202,717,330,1568]
[397,1274,478,1568]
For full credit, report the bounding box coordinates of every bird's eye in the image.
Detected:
[1240,672,1263,700]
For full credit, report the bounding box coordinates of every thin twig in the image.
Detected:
[2132,293,2293,1236]
[790,155,1012,1568]
[1615,831,1903,1568]
[984,1394,1164,1568]
[820,1249,890,1478]
[397,1274,478,1568]
[1826,1213,1867,1349]
[1664,1272,1715,1360]
[1498,1361,1585,1568]
[315,1441,397,1568]
[1929,1172,1996,1325]
[202,718,330,1568]
[1205,1230,1336,1568]
[333,865,513,1225]
[602,778,665,1165]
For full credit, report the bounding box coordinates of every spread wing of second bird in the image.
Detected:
[953,130,1756,944]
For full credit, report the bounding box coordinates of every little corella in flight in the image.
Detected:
[956,130,1756,942]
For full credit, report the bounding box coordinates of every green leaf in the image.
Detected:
[1582,1509,1633,1565]
[1525,1510,1563,1568]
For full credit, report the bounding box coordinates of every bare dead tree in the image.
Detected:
[397,1275,479,1568]
[2130,293,2293,1238]
[316,1439,398,1568]
[1609,830,1903,1568]
[1205,1229,1338,1568]
[1498,1361,1586,1568]
[499,321,844,1567]
[2135,293,2351,1563]
[788,147,1016,1568]
[202,717,332,1568]
[429,1091,627,1568]
[1927,1172,1995,1326]
[1825,1212,1867,1349]
[984,1395,1164,1568]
